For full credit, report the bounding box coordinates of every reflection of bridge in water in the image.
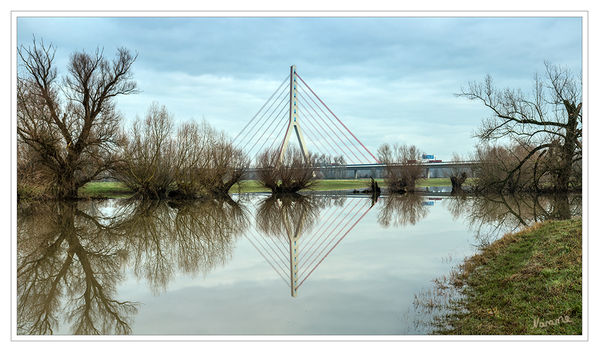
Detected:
[244,195,376,297]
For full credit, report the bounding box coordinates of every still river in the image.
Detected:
[16,190,581,335]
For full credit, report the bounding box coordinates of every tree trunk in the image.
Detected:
[555,105,579,193]
[56,169,79,199]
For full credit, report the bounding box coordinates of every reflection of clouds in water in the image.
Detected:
[412,193,582,333]
[443,193,582,247]
[377,194,430,228]
[17,193,581,335]
[248,195,375,296]
[17,201,136,335]
[17,197,248,335]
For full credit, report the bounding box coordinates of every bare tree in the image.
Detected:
[377,143,423,193]
[445,153,470,193]
[114,103,175,199]
[256,147,317,194]
[457,62,582,193]
[472,143,548,193]
[17,38,137,199]
[197,131,249,198]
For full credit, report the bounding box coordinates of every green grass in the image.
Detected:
[78,181,134,198]
[74,177,466,198]
[437,218,582,335]
[232,178,459,193]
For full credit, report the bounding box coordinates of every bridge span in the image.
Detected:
[246,161,479,180]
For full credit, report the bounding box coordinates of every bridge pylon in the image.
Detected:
[279,65,310,163]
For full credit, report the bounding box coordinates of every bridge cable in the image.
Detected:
[296,100,350,162]
[250,103,291,160]
[297,97,355,162]
[298,198,365,276]
[264,116,293,158]
[296,74,375,163]
[296,84,369,164]
[236,81,289,150]
[298,201,374,288]
[241,95,289,156]
[233,74,289,145]
[296,74,380,163]
[296,92,362,164]
[244,231,291,287]
[294,105,330,158]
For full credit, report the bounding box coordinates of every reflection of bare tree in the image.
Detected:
[411,192,582,332]
[444,193,582,246]
[18,196,249,335]
[256,194,321,239]
[17,201,136,335]
[377,194,430,227]
[111,198,247,293]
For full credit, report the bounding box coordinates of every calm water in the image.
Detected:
[16,192,581,335]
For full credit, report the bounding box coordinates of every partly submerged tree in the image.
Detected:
[457,62,582,193]
[114,103,176,199]
[256,147,317,194]
[377,143,423,193]
[17,38,137,199]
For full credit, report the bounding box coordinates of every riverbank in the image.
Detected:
[434,217,582,335]
[67,178,460,198]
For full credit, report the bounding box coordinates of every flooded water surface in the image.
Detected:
[16,192,580,335]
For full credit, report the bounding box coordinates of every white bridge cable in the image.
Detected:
[244,231,291,287]
[298,199,369,281]
[242,94,290,156]
[294,105,330,158]
[232,73,289,144]
[235,77,289,150]
[296,82,372,163]
[249,101,291,159]
[246,228,291,278]
[296,98,353,162]
[296,87,368,164]
[296,74,379,163]
[297,198,357,269]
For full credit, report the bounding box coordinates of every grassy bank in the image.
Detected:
[78,182,134,198]
[74,178,461,198]
[437,218,582,335]
[233,178,456,193]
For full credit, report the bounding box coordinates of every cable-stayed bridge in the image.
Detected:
[234,65,478,178]
[233,65,379,165]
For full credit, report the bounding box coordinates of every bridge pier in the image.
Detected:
[354,169,358,179]
[426,167,431,179]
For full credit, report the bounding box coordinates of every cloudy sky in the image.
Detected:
[17,16,582,161]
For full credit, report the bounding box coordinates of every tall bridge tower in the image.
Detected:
[279,65,310,163]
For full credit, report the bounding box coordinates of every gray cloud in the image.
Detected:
[17,16,582,160]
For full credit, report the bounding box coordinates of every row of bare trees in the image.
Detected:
[17,39,248,200]
[114,103,249,199]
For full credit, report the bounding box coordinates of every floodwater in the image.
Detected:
[16,191,581,335]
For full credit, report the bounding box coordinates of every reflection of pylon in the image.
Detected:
[244,196,375,298]
[281,200,305,297]
[279,65,309,163]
